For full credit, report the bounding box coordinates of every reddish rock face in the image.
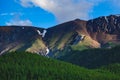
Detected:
[87,15,120,44]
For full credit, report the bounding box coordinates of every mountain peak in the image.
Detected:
[74,18,81,21]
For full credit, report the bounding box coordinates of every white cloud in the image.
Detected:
[19,0,103,23]
[6,19,32,26]
[6,12,32,26]
[0,12,23,16]
[18,0,33,7]
[110,0,120,8]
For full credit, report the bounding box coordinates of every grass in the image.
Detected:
[71,36,100,51]
[26,39,46,53]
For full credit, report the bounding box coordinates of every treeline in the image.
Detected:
[100,63,120,76]
[0,52,119,80]
[59,45,120,68]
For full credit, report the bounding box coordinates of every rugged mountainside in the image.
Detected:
[0,26,48,55]
[1,15,120,57]
[87,15,120,45]
[45,19,100,57]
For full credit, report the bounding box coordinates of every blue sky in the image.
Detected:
[0,0,120,28]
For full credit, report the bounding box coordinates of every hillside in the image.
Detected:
[0,52,120,80]
[87,15,120,45]
[100,63,120,76]
[0,26,48,55]
[1,15,120,58]
[45,19,100,58]
[59,45,120,68]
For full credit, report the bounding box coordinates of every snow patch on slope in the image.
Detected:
[104,16,108,23]
[42,30,47,37]
[37,30,42,35]
[45,47,49,56]
[37,29,47,38]
[73,35,85,45]
[0,47,10,55]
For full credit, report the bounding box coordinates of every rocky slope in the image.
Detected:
[1,15,120,57]
[87,15,120,45]
[45,19,100,57]
[0,26,48,55]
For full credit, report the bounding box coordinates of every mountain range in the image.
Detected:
[1,14,120,58]
[0,14,120,79]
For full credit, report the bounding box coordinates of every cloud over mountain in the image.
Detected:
[6,13,32,26]
[6,19,32,26]
[19,0,103,23]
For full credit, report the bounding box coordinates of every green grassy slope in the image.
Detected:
[0,52,119,80]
